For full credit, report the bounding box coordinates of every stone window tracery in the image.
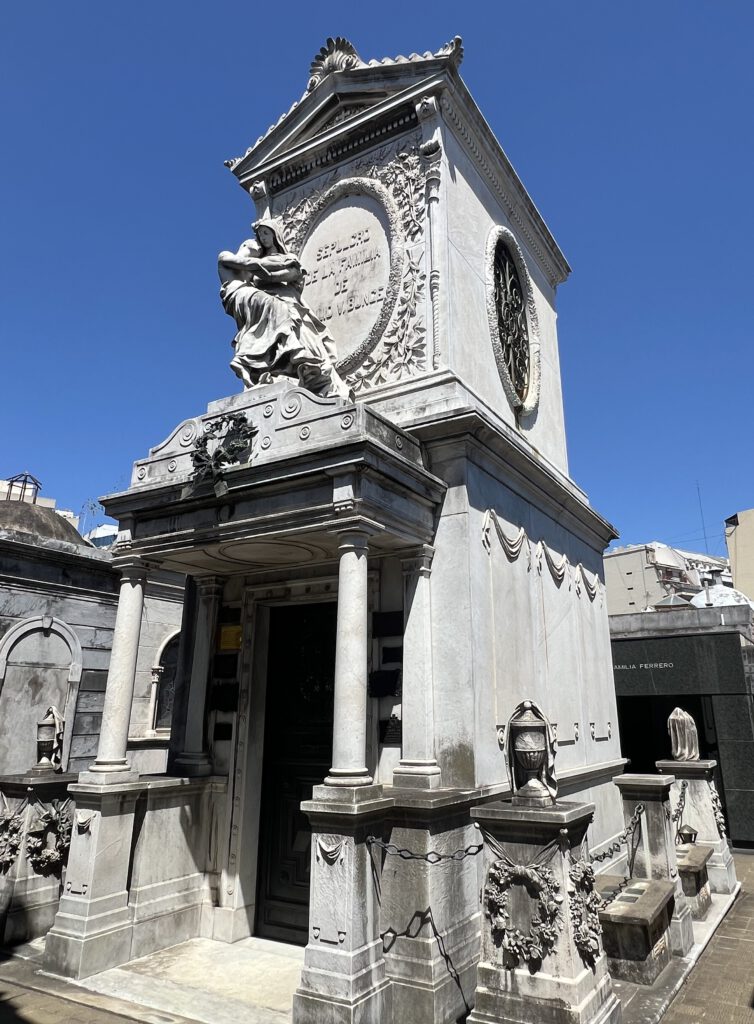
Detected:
[493,241,530,404]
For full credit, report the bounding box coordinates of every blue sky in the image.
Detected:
[2,3,751,555]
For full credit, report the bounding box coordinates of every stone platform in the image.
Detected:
[0,859,747,1024]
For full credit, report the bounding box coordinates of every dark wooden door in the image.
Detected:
[256,602,337,945]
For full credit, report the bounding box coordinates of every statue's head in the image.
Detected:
[253,219,288,254]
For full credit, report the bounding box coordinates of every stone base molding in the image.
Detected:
[468,800,621,1024]
[656,759,738,895]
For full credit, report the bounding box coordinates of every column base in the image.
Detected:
[323,768,374,788]
[392,761,442,790]
[173,751,213,777]
[293,940,392,1024]
[701,839,738,894]
[45,898,134,980]
[82,761,139,782]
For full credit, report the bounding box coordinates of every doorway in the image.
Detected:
[255,602,337,945]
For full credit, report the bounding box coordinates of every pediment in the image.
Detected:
[226,36,463,179]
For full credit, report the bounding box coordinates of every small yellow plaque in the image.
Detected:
[218,625,242,651]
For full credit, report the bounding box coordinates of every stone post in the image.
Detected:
[613,774,694,956]
[468,800,621,1024]
[44,779,143,979]
[325,531,372,788]
[86,559,146,782]
[174,576,223,777]
[393,544,441,789]
[656,758,738,894]
[293,790,393,1024]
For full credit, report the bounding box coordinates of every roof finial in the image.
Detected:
[307,37,365,92]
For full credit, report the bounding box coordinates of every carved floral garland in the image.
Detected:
[568,859,602,967]
[482,509,602,602]
[708,780,728,840]
[483,858,563,965]
[277,137,428,392]
[0,801,26,872]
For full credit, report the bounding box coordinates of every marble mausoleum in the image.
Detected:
[42,36,632,1023]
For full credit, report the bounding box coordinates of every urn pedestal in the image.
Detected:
[655,759,737,895]
[468,800,621,1024]
[613,774,694,957]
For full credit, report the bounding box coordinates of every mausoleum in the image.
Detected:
[43,35,634,1022]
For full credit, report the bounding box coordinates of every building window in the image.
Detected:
[152,635,179,731]
[493,240,530,403]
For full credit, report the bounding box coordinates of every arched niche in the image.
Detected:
[0,616,83,773]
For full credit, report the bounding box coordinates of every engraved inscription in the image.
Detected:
[300,195,391,365]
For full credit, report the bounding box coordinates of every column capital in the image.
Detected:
[193,574,225,600]
[112,557,149,583]
[329,521,381,553]
[401,544,435,577]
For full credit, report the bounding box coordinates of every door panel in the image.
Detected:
[256,602,336,944]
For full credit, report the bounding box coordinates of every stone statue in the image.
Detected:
[504,700,557,805]
[218,220,351,400]
[668,707,700,761]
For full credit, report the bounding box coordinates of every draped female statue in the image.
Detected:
[218,220,351,400]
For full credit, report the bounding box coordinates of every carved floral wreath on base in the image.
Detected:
[483,860,563,966]
[568,859,603,967]
[26,799,73,877]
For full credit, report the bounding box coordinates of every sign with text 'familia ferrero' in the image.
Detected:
[299,194,391,365]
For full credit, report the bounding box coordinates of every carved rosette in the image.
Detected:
[278,137,429,393]
[568,859,603,967]
[483,859,563,968]
[485,225,541,417]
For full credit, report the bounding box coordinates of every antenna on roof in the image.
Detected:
[696,480,709,555]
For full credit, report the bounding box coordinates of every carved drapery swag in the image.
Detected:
[481,509,602,601]
[278,138,429,393]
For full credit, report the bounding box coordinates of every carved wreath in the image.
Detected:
[568,859,602,967]
[483,859,563,966]
[26,799,73,877]
[191,413,257,484]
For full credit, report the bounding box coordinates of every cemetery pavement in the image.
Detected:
[662,851,754,1023]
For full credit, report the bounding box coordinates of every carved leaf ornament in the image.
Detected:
[0,798,26,872]
[568,860,603,967]
[26,798,73,876]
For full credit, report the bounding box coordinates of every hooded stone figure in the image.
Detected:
[218,219,351,400]
[504,699,558,804]
[668,706,700,761]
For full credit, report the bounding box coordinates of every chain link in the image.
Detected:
[367,836,483,863]
[589,803,645,864]
[671,780,688,826]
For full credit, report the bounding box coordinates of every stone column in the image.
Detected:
[468,800,621,1024]
[85,559,146,782]
[325,531,372,788]
[393,545,441,789]
[613,774,694,956]
[174,576,223,777]
[656,758,738,894]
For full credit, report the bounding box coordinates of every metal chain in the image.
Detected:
[589,803,645,864]
[367,836,483,863]
[671,780,688,825]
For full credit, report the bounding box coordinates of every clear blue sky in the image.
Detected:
[2,3,751,555]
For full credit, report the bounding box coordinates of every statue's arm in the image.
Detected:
[218,248,262,273]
